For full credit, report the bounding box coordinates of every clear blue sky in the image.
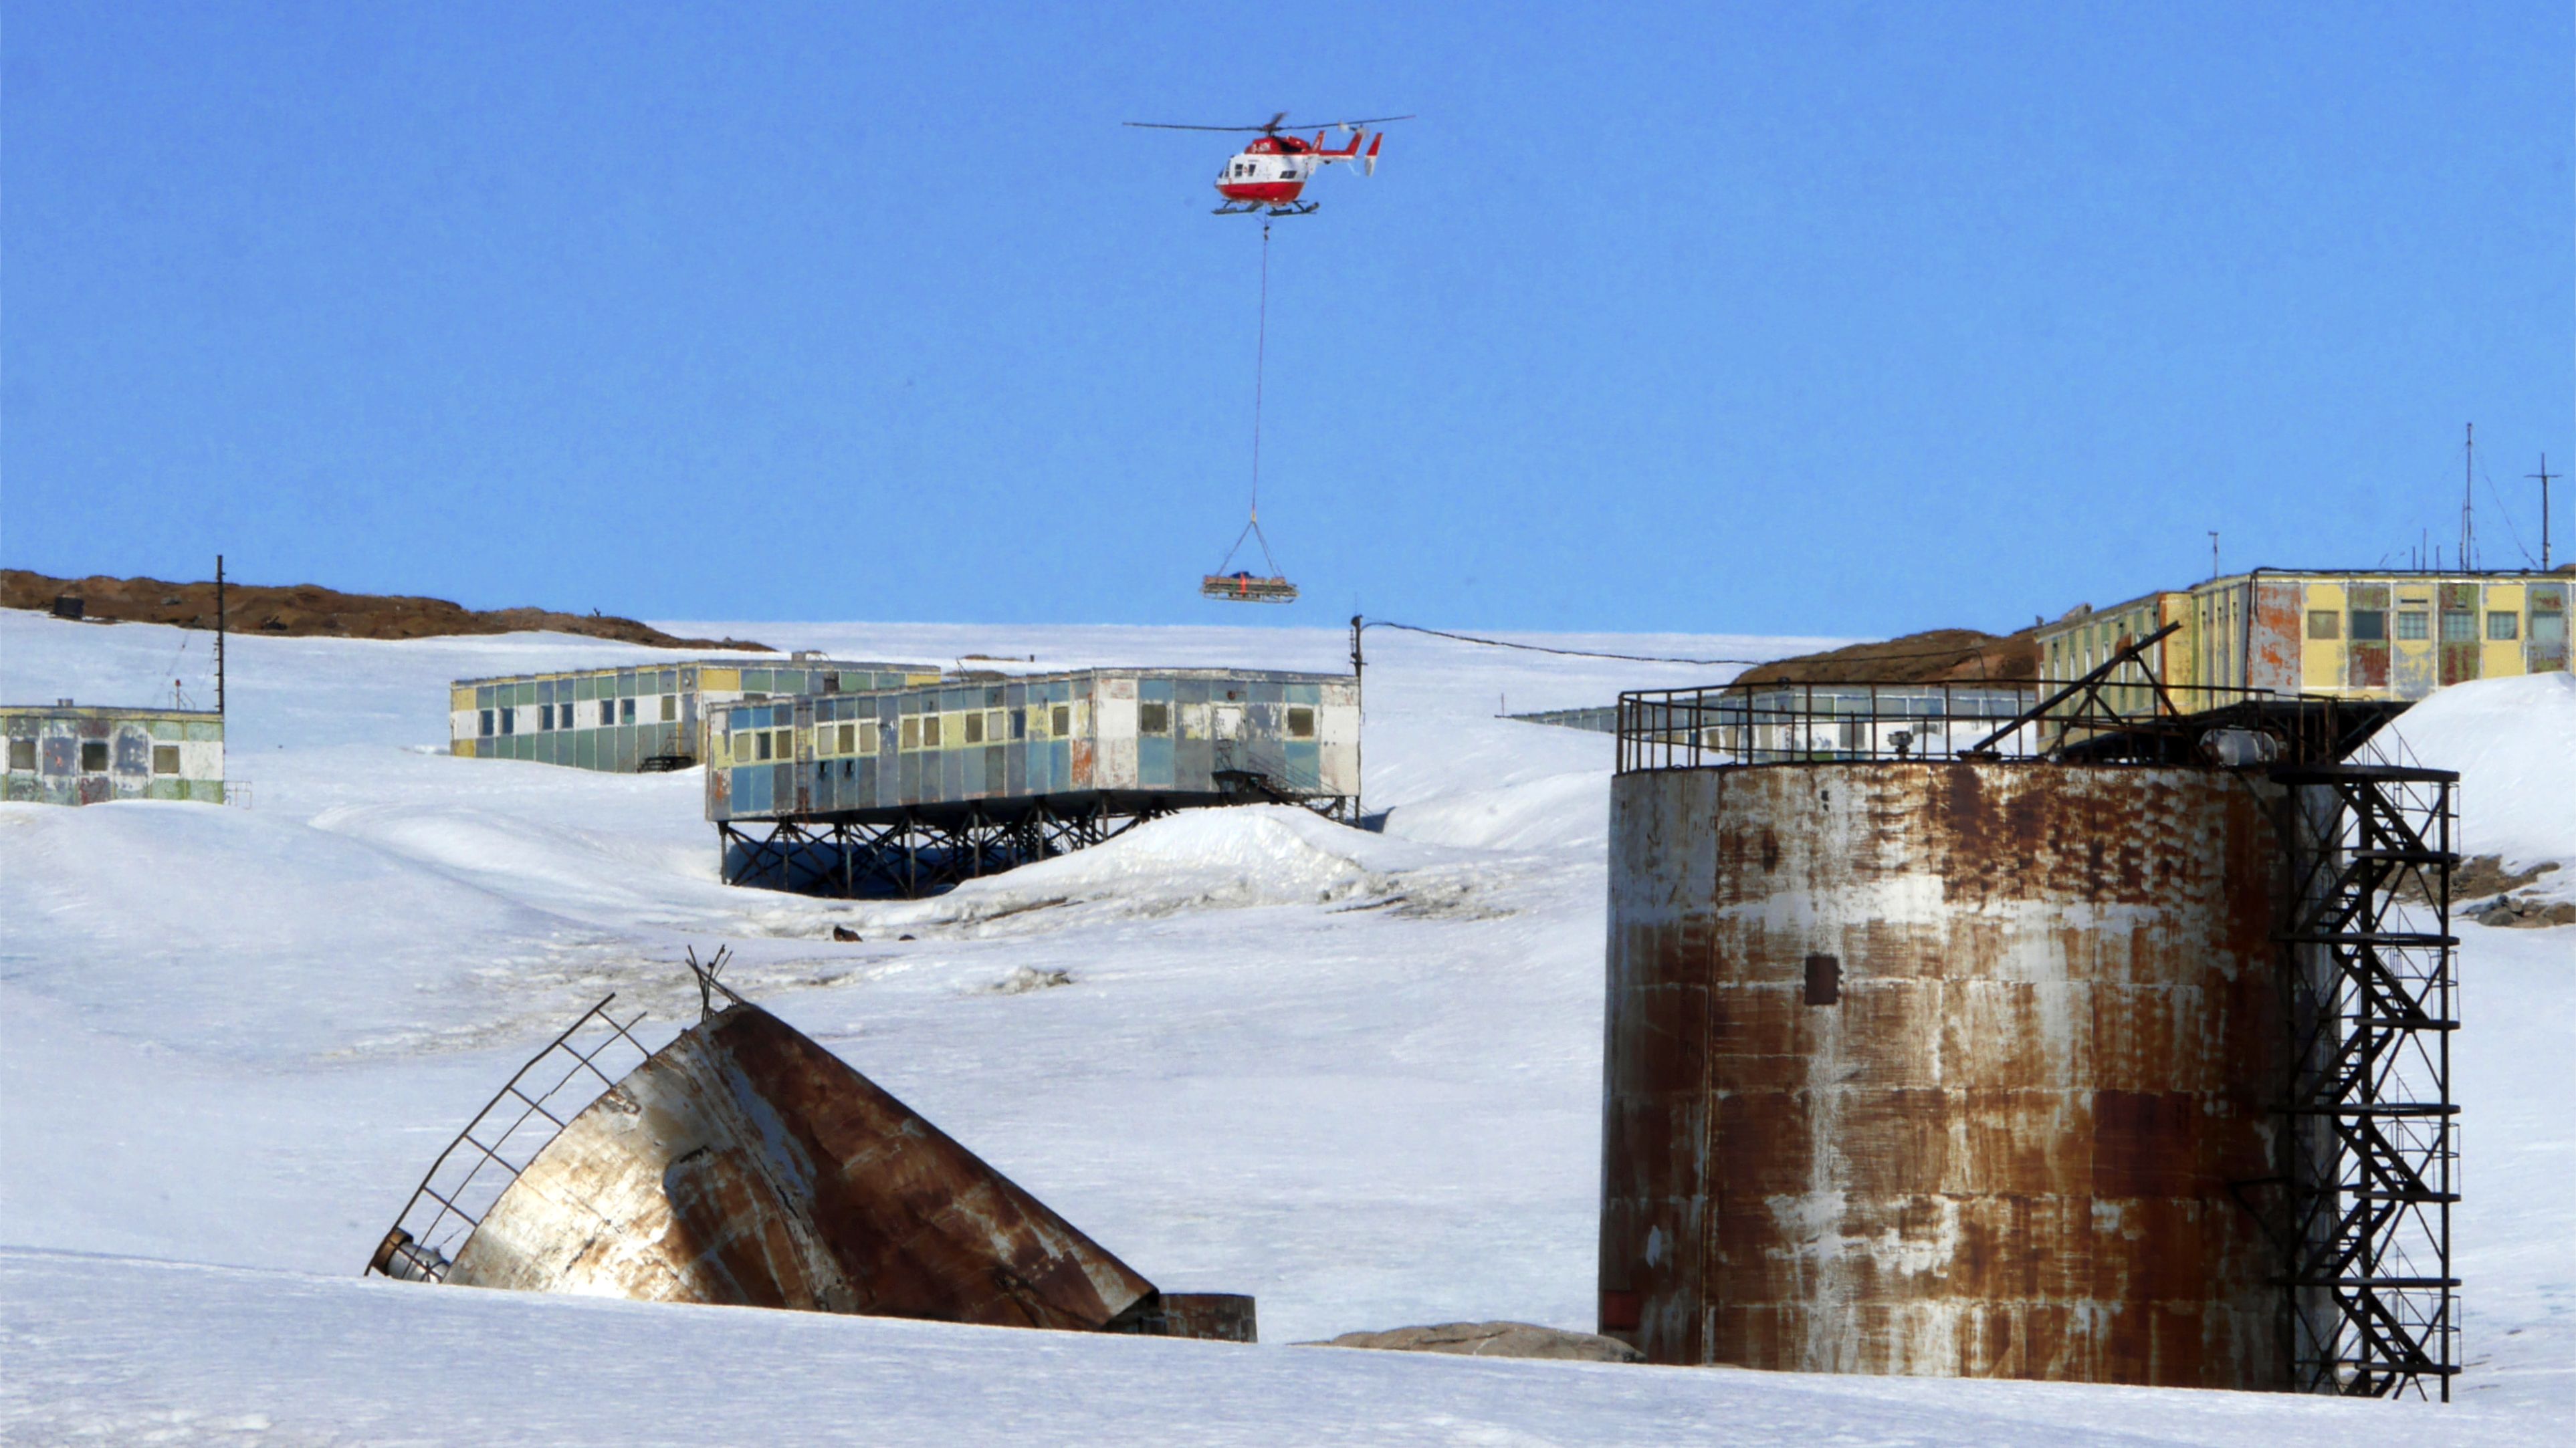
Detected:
[4,2,2569,636]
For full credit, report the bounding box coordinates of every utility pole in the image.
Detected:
[2460,423,2476,573]
[1348,615,1366,825]
[215,555,227,718]
[2533,455,2557,570]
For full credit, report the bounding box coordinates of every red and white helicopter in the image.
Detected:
[1126,112,1412,215]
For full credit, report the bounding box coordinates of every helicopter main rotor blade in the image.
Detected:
[1124,112,1415,133]
[1124,120,1281,132]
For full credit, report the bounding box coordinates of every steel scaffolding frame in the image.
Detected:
[2270,763,2460,1400]
[718,791,1356,900]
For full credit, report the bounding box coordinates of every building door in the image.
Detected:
[1212,703,1243,773]
[2347,584,2390,691]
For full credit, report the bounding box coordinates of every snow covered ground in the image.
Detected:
[1,609,2569,1444]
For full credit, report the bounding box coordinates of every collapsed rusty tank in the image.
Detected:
[1598,683,2306,1389]
[370,955,1252,1342]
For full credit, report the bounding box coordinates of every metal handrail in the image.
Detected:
[1614,679,2365,773]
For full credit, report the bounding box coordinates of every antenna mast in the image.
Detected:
[2460,423,2475,573]
[215,555,226,718]
[2533,455,2557,570]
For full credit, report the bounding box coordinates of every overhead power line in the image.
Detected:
[1360,619,2014,671]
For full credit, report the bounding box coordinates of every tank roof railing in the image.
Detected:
[1614,679,2386,773]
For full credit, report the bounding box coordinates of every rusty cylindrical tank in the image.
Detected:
[1598,760,2287,1388]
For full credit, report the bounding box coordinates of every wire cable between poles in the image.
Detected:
[1361,620,1771,666]
[1359,619,2034,671]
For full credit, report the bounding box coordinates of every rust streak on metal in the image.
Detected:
[442,1001,1172,1333]
[1602,760,2287,1389]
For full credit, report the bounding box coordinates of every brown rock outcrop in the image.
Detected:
[5,569,769,651]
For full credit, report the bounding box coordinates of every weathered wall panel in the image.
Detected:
[1,704,226,806]
[1601,761,2287,1389]
[2034,570,2571,703]
[449,658,938,772]
[705,669,1358,825]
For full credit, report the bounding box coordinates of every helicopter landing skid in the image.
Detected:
[1212,201,1319,217]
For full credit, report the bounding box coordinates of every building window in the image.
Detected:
[2306,610,2341,640]
[755,731,772,761]
[837,724,855,753]
[901,717,921,751]
[2440,612,2477,644]
[1288,706,1317,738]
[2351,610,2387,642]
[1011,709,1026,740]
[774,728,793,758]
[539,704,555,731]
[2489,611,2520,641]
[152,745,180,774]
[7,739,34,771]
[1139,702,1171,734]
[479,709,495,737]
[80,741,109,773]
[986,709,1005,743]
[2396,611,2430,640]
[621,697,637,724]
[500,707,516,735]
[1052,705,1071,736]
[964,712,984,745]
[923,715,943,748]
[661,695,677,722]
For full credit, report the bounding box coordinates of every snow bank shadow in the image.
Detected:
[821,806,1525,941]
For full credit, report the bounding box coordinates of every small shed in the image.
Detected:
[2,703,227,806]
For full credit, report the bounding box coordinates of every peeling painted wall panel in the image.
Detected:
[1,705,225,806]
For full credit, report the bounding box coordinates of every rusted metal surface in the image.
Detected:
[2250,578,2304,694]
[443,1000,1168,1332]
[1600,760,2288,1388]
[1145,1293,1260,1343]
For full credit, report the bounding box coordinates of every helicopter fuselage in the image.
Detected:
[1212,132,1375,214]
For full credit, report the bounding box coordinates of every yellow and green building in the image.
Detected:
[448,654,940,772]
[2038,570,2572,709]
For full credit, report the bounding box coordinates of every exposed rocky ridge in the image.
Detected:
[1733,625,2042,687]
[5,570,772,652]
[1311,1321,1644,1362]
[2410,855,2575,929]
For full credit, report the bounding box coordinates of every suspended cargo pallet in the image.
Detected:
[1202,571,1299,603]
